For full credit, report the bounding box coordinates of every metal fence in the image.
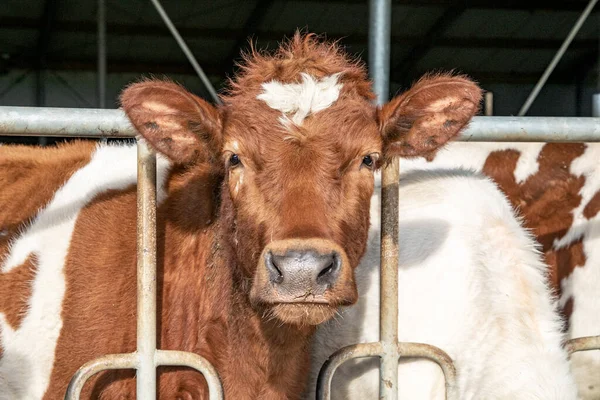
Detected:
[1,106,600,400]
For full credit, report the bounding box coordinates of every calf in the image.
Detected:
[402,142,600,399]
[309,170,578,399]
[0,33,480,399]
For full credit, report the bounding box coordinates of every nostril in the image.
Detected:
[265,251,284,284]
[317,263,335,280]
[316,253,340,287]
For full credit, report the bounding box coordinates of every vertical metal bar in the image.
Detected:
[97,0,106,110]
[35,71,47,146]
[370,0,398,399]
[148,0,222,105]
[98,0,107,144]
[369,0,391,103]
[518,0,598,116]
[484,91,494,116]
[137,140,158,399]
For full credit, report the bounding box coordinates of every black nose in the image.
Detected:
[265,249,341,297]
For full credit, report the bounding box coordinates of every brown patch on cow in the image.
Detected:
[483,143,587,295]
[42,187,139,399]
[546,238,586,290]
[583,190,600,219]
[562,297,574,324]
[0,255,38,330]
[0,140,96,261]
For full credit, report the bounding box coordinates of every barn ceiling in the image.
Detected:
[0,0,598,100]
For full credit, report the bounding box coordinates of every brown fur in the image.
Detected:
[0,255,37,329]
[482,143,589,324]
[1,33,481,398]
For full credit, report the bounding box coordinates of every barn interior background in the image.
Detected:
[0,0,598,144]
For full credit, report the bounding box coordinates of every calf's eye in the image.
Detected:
[229,154,241,167]
[362,155,374,168]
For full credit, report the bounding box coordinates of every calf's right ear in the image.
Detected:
[120,80,222,165]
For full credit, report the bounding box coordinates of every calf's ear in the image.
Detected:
[120,80,222,164]
[378,74,481,159]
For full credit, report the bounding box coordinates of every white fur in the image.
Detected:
[401,142,600,399]
[0,142,170,399]
[309,170,577,399]
[257,73,342,125]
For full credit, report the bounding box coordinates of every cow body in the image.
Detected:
[403,142,600,399]
[310,141,600,399]
[0,34,482,399]
[0,142,311,399]
[309,169,578,399]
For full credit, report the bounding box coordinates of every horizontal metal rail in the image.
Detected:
[2,106,600,142]
[567,335,600,354]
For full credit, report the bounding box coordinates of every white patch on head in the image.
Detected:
[0,142,170,398]
[257,73,343,126]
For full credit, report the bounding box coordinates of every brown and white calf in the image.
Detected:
[402,142,600,399]
[310,142,599,399]
[0,34,481,399]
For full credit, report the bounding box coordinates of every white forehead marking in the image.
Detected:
[257,73,343,126]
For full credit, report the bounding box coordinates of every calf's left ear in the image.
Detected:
[378,74,482,159]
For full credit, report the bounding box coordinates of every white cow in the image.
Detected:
[309,168,578,399]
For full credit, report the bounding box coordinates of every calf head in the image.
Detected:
[121,34,481,326]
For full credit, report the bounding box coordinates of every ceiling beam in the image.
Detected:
[1,17,597,52]
[278,0,597,12]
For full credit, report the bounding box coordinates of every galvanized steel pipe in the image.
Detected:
[2,107,600,143]
[566,335,600,354]
[97,0,106,110]
[136,140,158,399]
[369,0,399,398]
[64,353,137,399]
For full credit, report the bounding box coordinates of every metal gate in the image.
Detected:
[1,107,599,400]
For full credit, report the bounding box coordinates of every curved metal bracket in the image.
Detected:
[64,350,224,400]
[316,341,458,400]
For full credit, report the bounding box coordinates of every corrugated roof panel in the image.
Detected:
[3,0,45,18]
[445,9,531,38]
[0,29,38,54]
[260,1,292,31]
[391,6,445,37]
[477,48,554,73]
[56,0,98,22]
[514,11,580,39]
[305,3,369,34]
[48,31,96,59]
